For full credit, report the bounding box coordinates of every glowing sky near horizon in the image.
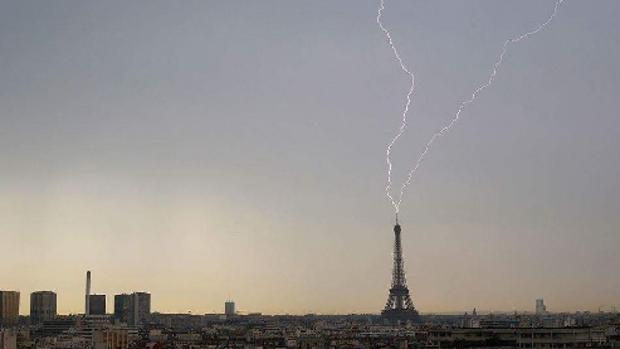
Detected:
[1,0,619,315]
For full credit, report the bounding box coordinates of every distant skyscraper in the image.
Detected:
[114,294,131,324]
[132,292,151,326]
[30,291,57,325]
[88,295,106,315]
[114,292,151,326]
[225,301,235,317]
[0,291,20,327]
[536,298,547,315]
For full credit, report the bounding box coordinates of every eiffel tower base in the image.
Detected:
[381,308,420,323]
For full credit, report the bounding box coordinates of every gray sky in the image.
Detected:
[1,0,619,315]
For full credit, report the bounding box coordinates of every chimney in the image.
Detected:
[85,271,91,315]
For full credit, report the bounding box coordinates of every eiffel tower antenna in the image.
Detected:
[382,221,419,323]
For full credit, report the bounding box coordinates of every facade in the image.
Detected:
[114,293,150,326]
[30,291,57,325]
[114,294,131,324]
[89,295,106,315]
[132,292,150,326]
[93,328,132,349]
[536,298,547,315]
[427,327,607,348]
[37,316,78,337]
[225,301,235,317]
[0,329,17,349]
[0,291,20,327]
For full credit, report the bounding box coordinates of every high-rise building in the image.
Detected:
[30,291,57,325]
[224,301,235,317]
[114,292,150,326]
[536,298,547,315]
[88,295,106,315]
[114,294,131,324]
[0,291,20,327]
[132,292,150,326]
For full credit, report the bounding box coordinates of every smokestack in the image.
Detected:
[85,271,91,316]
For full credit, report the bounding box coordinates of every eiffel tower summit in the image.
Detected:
[382,216,420,323]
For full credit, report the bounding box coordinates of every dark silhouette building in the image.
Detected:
[114,292,150,326]
[88,294,106,315]
[30,291,57,324]
[114,294,131,324]
[382,221,419,322]
[225,301,235,318]
[0,291,20,327]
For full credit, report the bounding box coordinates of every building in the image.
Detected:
[89,295,106,315]
[132,292,151,326]
[536,298,547,315]
[36,316,78,337]
[30,291,57,325]
[114,295,131,324]
[92,328,135,349]
[0,329,17,349]
[114,293,150,326]
[427,327,607,348]
[225,301,235,317]
[0,291,20,327]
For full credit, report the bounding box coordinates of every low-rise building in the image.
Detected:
[0,329,16,349]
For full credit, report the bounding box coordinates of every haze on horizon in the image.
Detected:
[1,0,619,316]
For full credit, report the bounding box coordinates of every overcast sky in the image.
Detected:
[1,0,619,315]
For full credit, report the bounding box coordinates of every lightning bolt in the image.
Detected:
[376,0,416,214]
[377,0,565,213]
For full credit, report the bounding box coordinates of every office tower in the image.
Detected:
[85,271,91,315]
[224,301,235,317]
[88,295,106,315]
[382,222,419,322]
[0,291,20,327]
[114,292,150,326]
[132,292,150,326]
[114,294,131,324]
[30,291,57,325]
[225,301,235,317]
[536,298,547,315]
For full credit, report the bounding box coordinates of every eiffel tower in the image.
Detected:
[382,217,419,322]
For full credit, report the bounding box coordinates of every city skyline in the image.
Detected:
[4,267,617,316]
[2,0,620,316]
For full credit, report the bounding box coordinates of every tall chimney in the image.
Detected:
[85,271,91,316]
